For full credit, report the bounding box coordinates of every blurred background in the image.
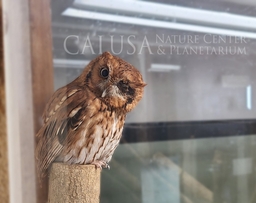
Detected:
[50,1,256,203]
[2,0,256,203]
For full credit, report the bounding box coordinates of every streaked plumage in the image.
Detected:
[36,52,145,178]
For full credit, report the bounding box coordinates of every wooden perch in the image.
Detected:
[48,163,101,203]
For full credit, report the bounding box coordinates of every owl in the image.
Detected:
[36,52,146,178]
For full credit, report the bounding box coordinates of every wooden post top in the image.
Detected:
[48,163,101,203]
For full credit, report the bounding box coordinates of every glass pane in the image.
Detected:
[102,134,256,203]
[52,0,256,122]
[51,0,256,203]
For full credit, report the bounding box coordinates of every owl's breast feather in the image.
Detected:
[61,98,125,165]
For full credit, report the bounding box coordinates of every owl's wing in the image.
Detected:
[42,86,80,123]
[36,86,89,178]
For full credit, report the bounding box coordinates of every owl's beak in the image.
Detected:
[101,85,119,98]
[101,89,107,98]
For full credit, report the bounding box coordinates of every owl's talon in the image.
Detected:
[91,160,103,169]
[91,160,109,170]
[103,163,110,170]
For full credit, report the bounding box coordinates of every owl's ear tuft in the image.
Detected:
[139,82,147,87]
[134,82,147,88]
[102,51,113,59]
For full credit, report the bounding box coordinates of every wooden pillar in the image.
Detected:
[28,0,54,202]
[0,1,9,202]
[48,163,101,203]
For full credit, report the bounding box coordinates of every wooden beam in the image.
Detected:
[29,0,54,132]
[28,0,54,203]
[0,1,9,202]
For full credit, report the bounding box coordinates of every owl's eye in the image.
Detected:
[100,67,109,78]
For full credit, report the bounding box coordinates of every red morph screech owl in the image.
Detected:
[36,52,146,178]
